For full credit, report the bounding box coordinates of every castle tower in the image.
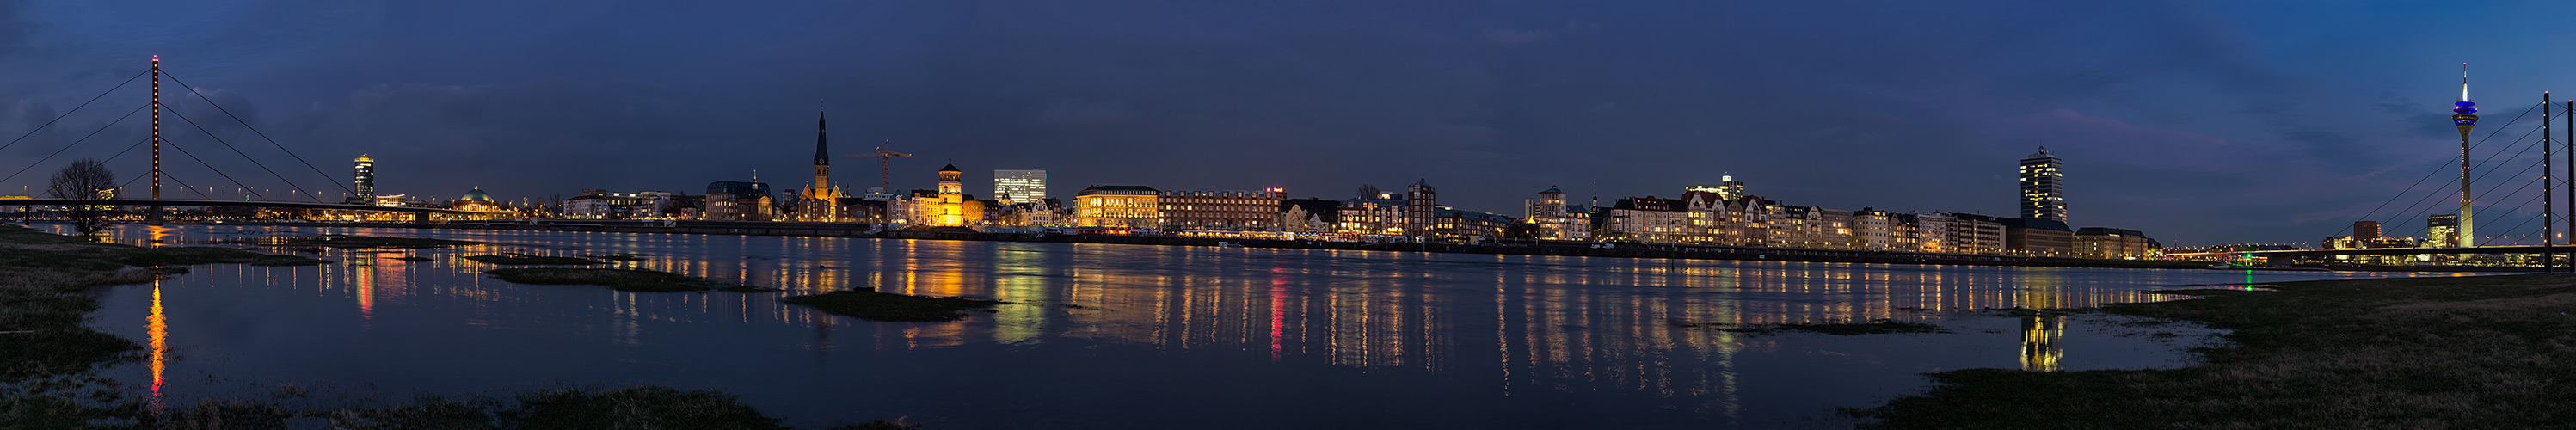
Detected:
[2453,64,2479,247]
[935,163,967,226]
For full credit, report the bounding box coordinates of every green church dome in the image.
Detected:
[463,187,493,202]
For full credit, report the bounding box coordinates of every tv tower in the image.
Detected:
[2452,64,2479,247]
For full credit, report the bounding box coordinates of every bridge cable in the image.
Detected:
[2391,160,2550,242]
[0,70,148,153]
[98,137,151,165]
[158,138,269,201]
[2329,101,2544,238]
[100,137,213,199]
[161,105,322,201]
[0,103,151,185]
[2482,191,2553,244]
[2376,118,2550,239]
[159,71,356,196]
[119,169,210,200]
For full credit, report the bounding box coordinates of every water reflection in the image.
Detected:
[70,224,2446,428]
[2020,315,2064,372]
[145,279,167,415]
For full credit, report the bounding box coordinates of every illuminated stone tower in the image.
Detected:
[2453,64,2479,247]
[925,163,976,227]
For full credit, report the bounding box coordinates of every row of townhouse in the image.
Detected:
[1588,192,2011,255]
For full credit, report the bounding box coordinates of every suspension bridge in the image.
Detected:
[0,57,475,222]
[2169,68,2576,270]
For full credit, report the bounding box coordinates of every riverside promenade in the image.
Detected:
[279,219,2220,270]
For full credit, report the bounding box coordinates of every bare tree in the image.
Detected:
[48,158,118,236]
[1356,184,1381,200]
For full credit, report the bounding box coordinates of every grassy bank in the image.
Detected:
[485,267,776,292]
[780,290,1005,322]
[1860,274,2576,428]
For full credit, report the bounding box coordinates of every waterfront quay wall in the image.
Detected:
[296,220,2206,270]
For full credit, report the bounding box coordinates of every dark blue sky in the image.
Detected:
[4,1,2573,246]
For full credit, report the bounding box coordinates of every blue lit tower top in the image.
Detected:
[2453,64,2478,130]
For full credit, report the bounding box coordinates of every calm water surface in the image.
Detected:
[58,224,2450,428]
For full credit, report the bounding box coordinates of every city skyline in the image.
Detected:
[10,2,2576,246]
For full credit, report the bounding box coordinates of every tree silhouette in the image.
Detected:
[48,158,117,236]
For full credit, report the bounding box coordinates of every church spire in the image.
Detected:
[815,101,830,166]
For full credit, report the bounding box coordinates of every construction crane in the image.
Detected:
[846,140,913,198]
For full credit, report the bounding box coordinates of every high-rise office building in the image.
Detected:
[352,154,376,203]
[994,169,1047,205]
[2427,214,2461,248]
[2352,220,2382,242]
[2020,147,2066,222]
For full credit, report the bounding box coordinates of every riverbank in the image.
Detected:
[0,224,901,428]
[200,219,2224,270]
[1860,273,2576,428]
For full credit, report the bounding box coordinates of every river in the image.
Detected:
[55,224,2447,428]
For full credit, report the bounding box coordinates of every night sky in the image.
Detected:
[4,1,2573,246]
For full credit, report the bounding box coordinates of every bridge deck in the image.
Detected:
[0,199,474,214]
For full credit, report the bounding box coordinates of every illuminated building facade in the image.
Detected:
[2002,217,2074,257]
[1907,212,1956,253]
[1159,187,1283,231]
[1405,180,1437,236]
[1596,196,1695,243]
[1075,185,1161,228]
[1427,208,1514,242]
[1854,208,1896,250]
[994,169,1047,205]
[2426,214,2461,248]
[921,163,983,227]
[2073,227,2158,259]
[2020,147,2066,223]
[351,154,376,204]
[1948,213,2007,255]
[705,181,775,221]
[452,187,503,213]
[1277,199,1339,233]
[1336,192,1405,235]
[1525,187,1587,240]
